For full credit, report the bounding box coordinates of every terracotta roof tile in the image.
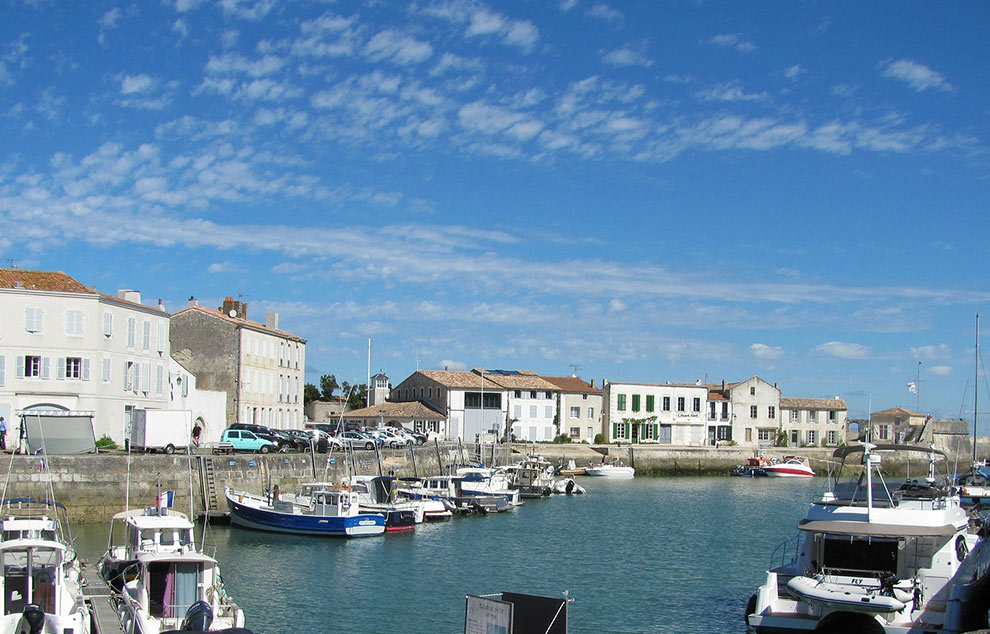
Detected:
[540,376,600,394]
[781,397,847,410]
[0,268,92,293]
[343,401,444,419]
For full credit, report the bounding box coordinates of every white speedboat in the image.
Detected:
[99,499,246,633]
[763,455,815,478]
[503,456,557,498]
[746,443,990,634]
[584,462,635,478]
[0,498,91,634]
[551,478,585,495]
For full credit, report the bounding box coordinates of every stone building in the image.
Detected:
[169,297,306,428]
[779,397,848,447]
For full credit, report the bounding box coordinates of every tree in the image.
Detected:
[303,383,320,404]
[319,374,340,400]
[339,381,367,410]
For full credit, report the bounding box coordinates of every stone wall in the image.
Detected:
[4,440,986,524]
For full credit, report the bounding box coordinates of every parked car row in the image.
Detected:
[218,423,429,454]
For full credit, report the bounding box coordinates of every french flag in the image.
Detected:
[157,490,175,509]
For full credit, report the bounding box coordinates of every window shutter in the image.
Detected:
[141,362,150,392]
[16,357,24,379]
[157,324,165,353]
[612,423,617,439]
[103,312,112,337]
[0,355,5,386]
[57,358,65,380]
[82,358,91,381]
[103,358,111,382]
[41,357,51,380]
[133,363,140,392]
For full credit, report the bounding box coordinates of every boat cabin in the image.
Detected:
[1,540,66,617]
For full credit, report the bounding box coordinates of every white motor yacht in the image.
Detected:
[746,443,990,633]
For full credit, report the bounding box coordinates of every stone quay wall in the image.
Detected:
[0,441,981,524]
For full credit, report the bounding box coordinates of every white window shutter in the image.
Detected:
[15,357,23,379]
[82,358,91,381]
[103,358,111,382]
[103,312,112,337]
[41,357,51,380]
[141,362,150,392]
[56,358,65,380]
[157,324,165,353]
[0,355,5,386]
[133,363,140,392]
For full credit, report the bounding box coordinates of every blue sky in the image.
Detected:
[2,1,989,425]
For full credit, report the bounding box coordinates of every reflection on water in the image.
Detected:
[69,477,825,634]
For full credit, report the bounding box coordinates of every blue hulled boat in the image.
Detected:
[224,486,385,537]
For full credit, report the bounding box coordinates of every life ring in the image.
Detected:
[956,535,969,562]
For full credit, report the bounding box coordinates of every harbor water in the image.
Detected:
[71,476,827,633]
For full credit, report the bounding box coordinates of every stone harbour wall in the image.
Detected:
[0,441,981,523]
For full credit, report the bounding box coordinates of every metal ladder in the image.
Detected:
[199,456,219,512]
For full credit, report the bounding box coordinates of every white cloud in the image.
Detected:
[751,343,785,360]
[929,365,952,376]
[911,344,951,361]
[121,74,154,95]
[708,33,756,53]
[205,53,286,77]
[364,30,434,65]
[464,8,539,53]
[783,64,804,80]
[436,360,468,371]
[602,47,652,68]
[881,59,954,92]
[587,3,623,23]
[814,341,870,359]
[219,0,275,21]
[695,81,768,103]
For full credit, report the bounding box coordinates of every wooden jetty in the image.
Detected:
[80,558,123,634]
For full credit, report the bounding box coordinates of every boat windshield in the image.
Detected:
[2,545,59,615]
[820,534,898,577]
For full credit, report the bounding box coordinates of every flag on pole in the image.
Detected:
[156,490,175,509]
[907,381,918,394]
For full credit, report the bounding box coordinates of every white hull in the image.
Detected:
[584,465,635,478]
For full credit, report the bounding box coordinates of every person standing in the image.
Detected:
[0,416,6,451]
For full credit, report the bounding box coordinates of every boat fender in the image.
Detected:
[956,535,969,562]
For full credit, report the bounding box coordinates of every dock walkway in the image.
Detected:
[80,559,123,634]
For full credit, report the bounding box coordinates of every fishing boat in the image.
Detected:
[746,443,990,633]
[98,497,246,633]
[584,462,635,478]
[454,468,522,506]
[224,485,385,537]
[0,498,91,634]
[400,475,513,514]
[762,455,815,478]
[503,456,556,498]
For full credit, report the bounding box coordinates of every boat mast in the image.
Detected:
[975,313,980,466]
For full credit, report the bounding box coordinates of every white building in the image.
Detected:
[0,269,173,444]
[169,297,306,429]
[780,397,848,447]
[601,380,709,445]
[720,377,782,447]
[390,369,560,442]
[541,375,602,443]
[168,358,227,445]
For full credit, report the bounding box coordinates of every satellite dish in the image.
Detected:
[229,309,237,317]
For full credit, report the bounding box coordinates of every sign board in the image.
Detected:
[465,594,512,634]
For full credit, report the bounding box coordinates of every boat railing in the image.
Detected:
[768,534,801,572]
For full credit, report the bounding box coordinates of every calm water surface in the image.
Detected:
[71,476,829,634]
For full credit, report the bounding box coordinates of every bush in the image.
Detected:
[593,433,606,444]
[553,434,573,444]
[95,435,117,451]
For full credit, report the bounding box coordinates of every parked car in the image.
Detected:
[273,429,310,451]
[221,429,275,453]
[410,431,429,445]
[340,430,380,450]
[230,423,290,452]
[378,427,416,448]
[285,429,343,452]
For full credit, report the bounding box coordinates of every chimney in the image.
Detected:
[221,296,248,320]
[187,296,199,308]
[265,312,279,330]
[157,298,166,312]
[590,378,595,388]
[722,379,727,391]
[117,289,141,304]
